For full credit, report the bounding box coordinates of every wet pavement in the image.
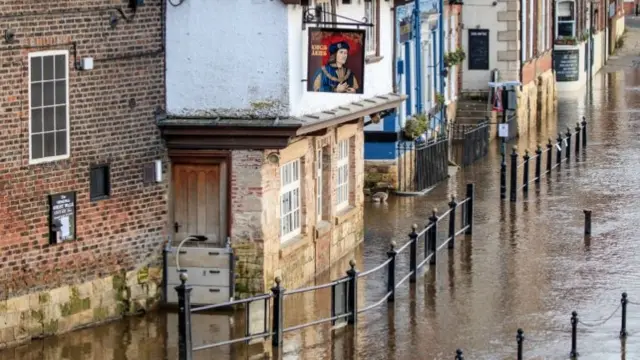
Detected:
[5,23,640,360]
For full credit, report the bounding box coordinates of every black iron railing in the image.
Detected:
[501,116,588,202]
[396,135,449,194]
[452,121,489,166]
[174,183,476,360]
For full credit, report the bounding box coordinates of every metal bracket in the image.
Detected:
[302,5,373,30]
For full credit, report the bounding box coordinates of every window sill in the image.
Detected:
[365,55,384,65]
[314,220,332,240]
[279,233,310,259]
[334,205,357,226]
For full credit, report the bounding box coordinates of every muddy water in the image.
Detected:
[4,51,640,360]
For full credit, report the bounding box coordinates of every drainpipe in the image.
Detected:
[439,0,446,130]
[519,0,524,84]
[415,0,424,114]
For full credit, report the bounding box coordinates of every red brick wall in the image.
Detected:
[0,1,166,299]
[522,51,552,85]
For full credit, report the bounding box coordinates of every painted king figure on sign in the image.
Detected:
[312,41,359,93]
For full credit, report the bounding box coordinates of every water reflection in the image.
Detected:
[6,66,640,360]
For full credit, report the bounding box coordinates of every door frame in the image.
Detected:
[168,149,232,244]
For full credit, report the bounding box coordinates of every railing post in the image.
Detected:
[510,146,518,202]
[387,241,397,301]
[455,349,464,360]
[575,122,582,155]
[429,209,439,265]
[409,224,418,282]
[522,149,530,194]
[621,292,628,338]
[546,138,553,174]
[535,144,542,184]
[346,260,358,326]
[581,116,587,148]
[465,183,474,235]
[448,196,457,249]
[556,134,562,167]
[570,311,578,358]
[516,328,524,360]
[176,273,193,360]
[565,127,572,161]
[271,277,285,347]
[583,210,592,235]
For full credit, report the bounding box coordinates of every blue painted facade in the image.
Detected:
[364,0,446,161]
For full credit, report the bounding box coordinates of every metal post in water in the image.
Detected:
[535,144,542,184]
[409,225,418,282]
[271,277,285,347]
[510,146,518,202]
[516,328,524,360]
[522,149,530,194]
[465,183,474,234]
[346,260,358,326]
[546,138,553,174]
[570,311,578,358]
[556,134,562,167]
[621,292,628,338]
[584,210,592,235]
[448,196,457,249]
[575,122,582,155]
[387,242,397,301]
[581,116,587,147]
[429,209,439,265]
[455,349,464,360]
[176,273,193,360]
[565,127,572,160]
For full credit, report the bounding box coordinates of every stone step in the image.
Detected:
[456,110,488,118]
[459,90,491,101]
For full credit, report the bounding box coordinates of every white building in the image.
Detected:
[160,0,405,299]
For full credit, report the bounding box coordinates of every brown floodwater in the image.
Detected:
[4,60,640,360]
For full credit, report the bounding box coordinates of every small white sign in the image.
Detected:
[556,143,562,151]
[563,138,568,147]
[498,123,509,138]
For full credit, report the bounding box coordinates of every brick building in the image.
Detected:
[0,0,166,348]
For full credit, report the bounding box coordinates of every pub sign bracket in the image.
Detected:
[302,5,374,30]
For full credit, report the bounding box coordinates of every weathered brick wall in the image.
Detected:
[0,0,166,299]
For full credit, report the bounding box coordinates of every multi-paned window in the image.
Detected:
[336,139,349,212]
[316,149,323,222]
[280,159,301,242]
[556,1,576,37]
[29,50,69,163]
[364,0,377,56]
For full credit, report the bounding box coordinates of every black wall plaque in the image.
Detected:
[468,29,489,70]
[553,49,580,82]
[48,191,77,244]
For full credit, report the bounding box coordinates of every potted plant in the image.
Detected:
[435,92,445,107]
[403,113,428,141]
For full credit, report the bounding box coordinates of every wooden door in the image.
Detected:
[172,163,227,246]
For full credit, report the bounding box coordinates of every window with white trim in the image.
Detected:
[316,148,323,222]
[364,0,377,56]
[29,50,69,163]
[528,0,534,58]
[280,159,301,242]
[336,139,349,212]
[556,1,576,38]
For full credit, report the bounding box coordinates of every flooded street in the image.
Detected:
[5,28,640,360]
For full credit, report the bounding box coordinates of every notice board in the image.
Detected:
[468,29,489,70]
[553,49,580,82]
[49,191,76,244]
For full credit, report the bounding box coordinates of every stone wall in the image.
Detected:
[232,120,365,296]
[0,266,161,350]
[515,51,557,135]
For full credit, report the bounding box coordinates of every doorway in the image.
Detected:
[171,161,228,246]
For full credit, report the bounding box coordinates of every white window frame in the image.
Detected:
[28,50,70,164]
[555,0,576,38]
[336,139,349,212]
[529,0,534,58]
[280,159,301,243]
[521,0,528,61]
[316,148,323,222]
[364,0,377,56]
[541,0,547,51]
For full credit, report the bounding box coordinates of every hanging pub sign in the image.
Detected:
[48,191,76,244]
[307,28,365,94]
